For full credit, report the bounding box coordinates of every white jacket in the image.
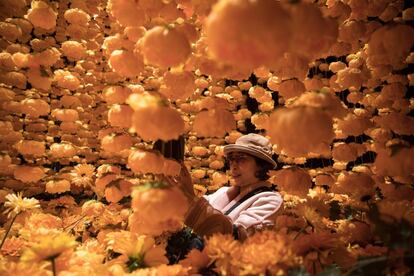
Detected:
[204,183,283,230]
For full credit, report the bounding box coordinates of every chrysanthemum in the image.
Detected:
[234,231,300,275]
[4,192,40,218]
[0,236,27,257]
[20,232,77,262]
[105,231,168,270]
[204,233,240,275]
[71,164,95,187]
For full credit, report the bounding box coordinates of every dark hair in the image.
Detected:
[253,157,274,181]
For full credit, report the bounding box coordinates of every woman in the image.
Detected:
[171,133,283,240]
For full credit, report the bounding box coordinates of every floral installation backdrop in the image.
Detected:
[0,0,413,275]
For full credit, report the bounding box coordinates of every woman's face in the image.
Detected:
[227,152,260,187]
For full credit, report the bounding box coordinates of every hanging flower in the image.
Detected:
[205,0,291,70]
[266,106,334,157]
[26,1,57,30]
[45,179,71,194]
[106,0,146,27]
[13,166,45,183]
[192,108,236,138]
[139,25,191,69]
[127,92,185,141]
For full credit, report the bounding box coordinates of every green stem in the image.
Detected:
[63,215,86,233]
[0,212,20,250]
[51,257,56,276]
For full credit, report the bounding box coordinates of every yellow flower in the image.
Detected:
[71,164,95,187]
[4,192,40,218]
[0,261,51,276]
[21,232,77,262]
[106,231,168,270]
[129,264,188,276]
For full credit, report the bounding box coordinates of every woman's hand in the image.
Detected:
[160,162,195,204]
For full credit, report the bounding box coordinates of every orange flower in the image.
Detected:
[71,164,95,187]
[235,231,300,275]
[139,25,191,69]
[204,233,240,275]
[24,212,63,230]
[45,179,71,194]
[179,249,210,274]
[130,183,188,235]
[0,236,27,257]
[270,167,312,197]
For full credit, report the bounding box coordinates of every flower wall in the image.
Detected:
[0,0,413,275]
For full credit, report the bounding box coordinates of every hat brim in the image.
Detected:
[223,144,277,169]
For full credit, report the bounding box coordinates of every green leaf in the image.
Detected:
[288,266,310,276]
[135,181,170,192]
[329,200,341,221]
[317,264,341,276]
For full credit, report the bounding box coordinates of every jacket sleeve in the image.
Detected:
[185,197,233,238]
[233,193,283,230]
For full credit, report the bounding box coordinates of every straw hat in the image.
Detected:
[223,133,277,169]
